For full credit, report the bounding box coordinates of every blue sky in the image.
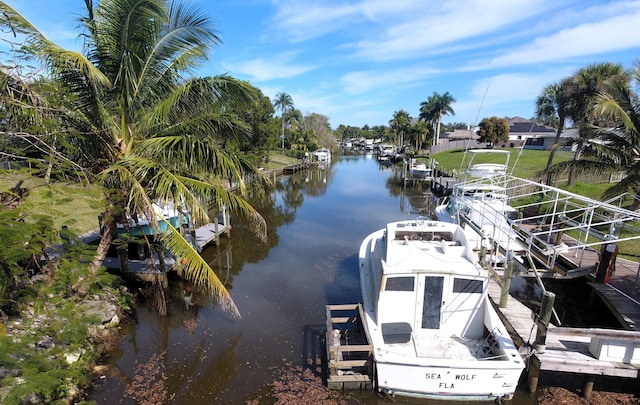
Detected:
[5,0,640,129]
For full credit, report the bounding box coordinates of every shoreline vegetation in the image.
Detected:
[1,149,638,404]
[0,151,300,404]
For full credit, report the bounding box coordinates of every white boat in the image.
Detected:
[377,144,396,161]
[463,149,510,179]
[435,149,519,250]
[359,219,524,401]
[313,148,331,162]
[409,159,432,178]
[364,139,374,151]
[105,202,188,237]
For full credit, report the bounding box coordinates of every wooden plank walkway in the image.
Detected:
[430,176,457,196]
[488,278,640,394]
[194,221,230,250]
[588,282,640,331]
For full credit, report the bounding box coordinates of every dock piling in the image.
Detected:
[499,250,514,308]
[534,291,556,354]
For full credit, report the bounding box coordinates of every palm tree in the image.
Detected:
[411,120,430,151]
[285,108,303,149]
[565,63,629,185]
[389,110,411,149]
[273,92,294,149]
[0,0,269,317]
[419,92,456,146]
[535,79,572,184]
[594,61,640,209]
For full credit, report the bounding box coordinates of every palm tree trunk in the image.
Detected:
[567,151,580,186]
[544,118,565,185]
[91,208,117,275]
[434,116,442,146]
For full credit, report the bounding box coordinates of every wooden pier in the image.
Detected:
[487,258,640,396]
[430,176,457,196]
[193,220,231,249]
[95,218,231,285]
[282,161,311,173]
[325,304,373,390]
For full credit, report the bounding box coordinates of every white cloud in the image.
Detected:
[270,1,362,42]
[486,12,640,68]
[348,0,552,61]
[224,54,314,81]
[340,65,440,94]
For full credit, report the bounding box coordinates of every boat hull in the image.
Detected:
[375,361,522,401]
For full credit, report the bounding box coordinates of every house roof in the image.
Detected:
[447,129,479,140]
[508,117,555,134]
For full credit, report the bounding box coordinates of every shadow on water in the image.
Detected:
[89,155,554,404]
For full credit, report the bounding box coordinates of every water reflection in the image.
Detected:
[90,155,475,404]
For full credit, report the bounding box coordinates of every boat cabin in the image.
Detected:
[367,221,487,344]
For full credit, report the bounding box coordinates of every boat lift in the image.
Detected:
[453,174,640,280]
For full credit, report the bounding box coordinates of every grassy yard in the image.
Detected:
[430,147,574,179]
[0,150,300,236]
[0,170,104,235]
[260,151,300,171]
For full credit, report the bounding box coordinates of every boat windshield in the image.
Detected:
[393,231,453,242]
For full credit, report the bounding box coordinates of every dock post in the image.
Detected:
[582,375,595,398]
[596,235,617,283]
[528,355,541,394]
[500,250,514,308]
[534,291,556,354]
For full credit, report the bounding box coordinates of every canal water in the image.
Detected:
[89,153,537,404]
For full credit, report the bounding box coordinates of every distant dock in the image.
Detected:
[86,212,232,286]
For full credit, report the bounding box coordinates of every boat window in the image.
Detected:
[393,231,453,242]
[453,278,483,294]
[384,276,414,291]
[422,276,444,329]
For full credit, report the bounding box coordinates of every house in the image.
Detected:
[506,117,577,150]
[507,117,556,145]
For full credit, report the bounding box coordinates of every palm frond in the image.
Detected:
[160,224,240,318]
[0,2,110,87]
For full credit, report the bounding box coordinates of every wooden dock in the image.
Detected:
[430,176,457,196]
[325,304,373,390]
[282,161,311,173]
[193,221,230,249]
[488,273,640,395]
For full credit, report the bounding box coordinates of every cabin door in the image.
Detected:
[419,276,444,330]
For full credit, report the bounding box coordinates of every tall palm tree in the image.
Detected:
[563,63,629,185]
[419,92,456,146]
[389,110,411,148]
[594,61,640,209]
[273,92,294,149]
[0,0,269,317]
[411,120,431,151]
[535,78,572,184]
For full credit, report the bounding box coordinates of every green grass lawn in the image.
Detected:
[430,147,574,179]
[261,151,300,170]
[0,150,299,235]
[0,170,104,235]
